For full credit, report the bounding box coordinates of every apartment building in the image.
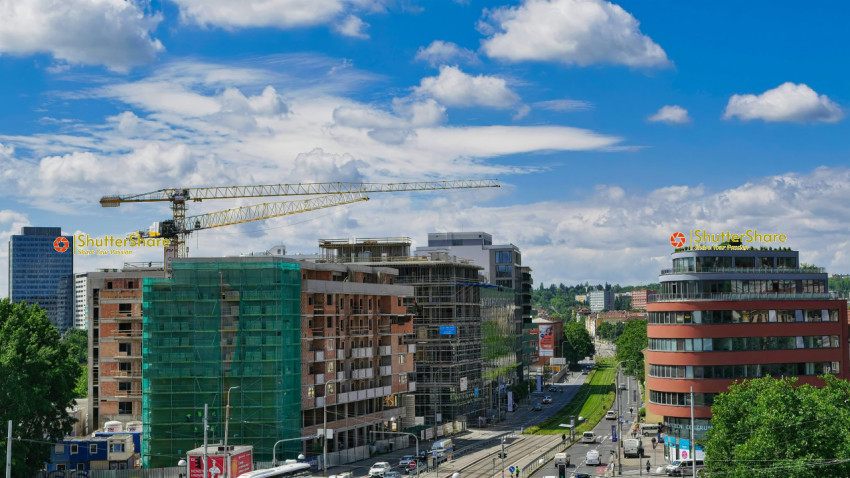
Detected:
[630,289,656,311]
[647,248,849,462]
[86,264,164,433]
[588,290,614,312]
[141,257,414,468]
[319,238,484,432]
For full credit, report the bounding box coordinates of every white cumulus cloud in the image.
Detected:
[723,82,844,123]
[172,0,383,32]
[479,0,670,68]
[0,0,163,71]
[648,105,691,125]
[414,41,477,67]
[413,66,520,108]
[337,15,370,38]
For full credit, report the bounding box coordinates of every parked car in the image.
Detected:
[605,410,616,420]
[399,455,422,474]
[542,396,553,404]
[385,472,402,478]
[532,403,543,411]
[369,462,391,477]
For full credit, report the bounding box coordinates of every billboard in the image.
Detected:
[439,326,457,335]
[539,324,554,357]
[188,450,253,478]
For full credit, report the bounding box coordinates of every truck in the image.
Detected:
[554,452,570,467]
[585,449,600,466]
[623,438,643,458]
[432,439,453,464]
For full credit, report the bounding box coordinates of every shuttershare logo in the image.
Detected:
[670,232,686,247]
[53,237,69,253]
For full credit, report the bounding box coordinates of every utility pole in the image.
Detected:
[690,386,696,478]
[203,404,208,478]
[6,420,12,478]
[500,437,506,478]
[224,386,239,478]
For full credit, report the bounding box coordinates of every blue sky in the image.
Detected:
[2,0,850,294]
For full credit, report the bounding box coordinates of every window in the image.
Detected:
[118,342,131,355]
[496,265,512,278]
[55,444,65,454]
[70,444,78,454]
[77,463,85,471]
[118,322,131,332]
[495,251,512,264]
[118,402,132,415]
[119,362,131,372]
[118,303,131,313]
[127,281,134,289]
[118,382,131,391]
[398,355,406,365]
[112,443,125,453]
[90,444,98,454]
[327,361,334,373]
[400,374,407,384]
[307,386,315,398]
[57,464,66,471]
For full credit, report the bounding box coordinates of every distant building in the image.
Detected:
[74,273,87,330]
[8,226,74,334]
[588,290,614,312]
[630,289,656,311]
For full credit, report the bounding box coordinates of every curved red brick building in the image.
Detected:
[646,248,849,462]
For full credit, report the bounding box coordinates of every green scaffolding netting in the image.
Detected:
[141,260,302,468]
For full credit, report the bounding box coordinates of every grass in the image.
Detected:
[524,357,617,435]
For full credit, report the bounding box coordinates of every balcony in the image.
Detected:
[351,368,374,379]
[648,292,839,303]
[115,369,142,378]
[660,266,825,275]
[379,365,392,376]
[351,347,373,358]
[378,346,392,356]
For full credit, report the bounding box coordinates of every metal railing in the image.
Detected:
[648,291,838,302]
[661,266,825,275]
[520,438,573,477]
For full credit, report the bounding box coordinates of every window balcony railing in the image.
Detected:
[648,291,839,303]
[660,266,825,275]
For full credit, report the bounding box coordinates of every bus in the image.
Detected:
[239,462,312,478]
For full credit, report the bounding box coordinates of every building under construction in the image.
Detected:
[141,258,303,468]
[319,238,484,429]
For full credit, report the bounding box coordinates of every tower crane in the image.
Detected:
[100,179,500,271]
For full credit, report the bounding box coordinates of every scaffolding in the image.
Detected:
[141,258,302,468]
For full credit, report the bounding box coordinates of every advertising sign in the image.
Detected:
[539,324,554,357]
[189,456,224,478]
[507,391,514,412]
[439,326,457,335]
[550,357,566,365]
[459,377,468,391]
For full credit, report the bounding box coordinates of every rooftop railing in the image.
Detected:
[660,266,826,275]
[648,291,839,302]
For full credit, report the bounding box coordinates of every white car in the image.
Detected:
[369,462,392,477]
[605,410,616,420]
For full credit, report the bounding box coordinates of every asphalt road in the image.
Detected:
[529,368,647,478]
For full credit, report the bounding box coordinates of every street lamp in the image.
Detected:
[224,386,240,478]
[323,379,339,476]
[370,431,420,477]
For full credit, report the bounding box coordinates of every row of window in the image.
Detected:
[672,255,797,271]
[649,309,839,324]
[650,390,716,407]
[649,335,840,352]
[649,361,841,380]
[659,279,825,295]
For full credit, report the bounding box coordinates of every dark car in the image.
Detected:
[532,402,543,411]
[548,386,558,392]
[575,474,591,478]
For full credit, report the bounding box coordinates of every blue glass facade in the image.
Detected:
[8,226,74,334]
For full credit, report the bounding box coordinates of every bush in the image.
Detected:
[639,407,646,418]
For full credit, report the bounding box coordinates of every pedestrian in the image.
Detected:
[646,460,651,473]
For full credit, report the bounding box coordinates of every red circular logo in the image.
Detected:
[670,232,686,247]
[53,237,69,253]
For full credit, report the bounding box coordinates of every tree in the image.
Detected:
[61,327,88,364]
[74,365,88,398]
[0,299,81,476]
[615,319,647,381]
[704,375,850,478]
[562,321,595,367]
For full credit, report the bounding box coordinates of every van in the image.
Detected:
[623,438,643,458]
[666,459,704,476]
[554,452,570,467]
[581,431,596,443]
[585,450,600,466]
[640,424,661,436]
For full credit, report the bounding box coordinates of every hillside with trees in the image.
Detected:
[533,282,660,319]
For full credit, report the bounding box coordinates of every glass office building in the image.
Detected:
[8,226,74,334]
